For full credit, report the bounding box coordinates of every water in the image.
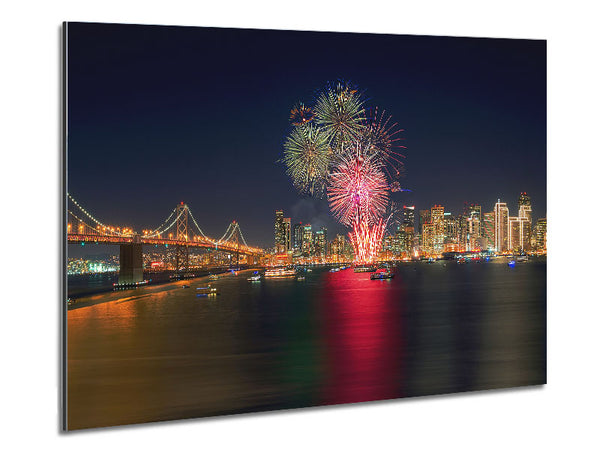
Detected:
[67,259,546,430]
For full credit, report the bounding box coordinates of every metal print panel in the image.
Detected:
[63,22,546,430]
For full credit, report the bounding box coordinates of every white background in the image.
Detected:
[1,1,598,448]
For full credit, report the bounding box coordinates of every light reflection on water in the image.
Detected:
[67,261,546,430]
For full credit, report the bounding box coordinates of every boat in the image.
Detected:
[264,267,296,278]
[507,260,516,267]
[196,286,219,296]
[208,274,219,281]
[516,255,528,262]
[247,272,261,281]
[296,275,305,281]
[330,267,340,273]
[182,284,190,289]
[426,258,435,264]
[370,268,395,280]
[354,265,376,273]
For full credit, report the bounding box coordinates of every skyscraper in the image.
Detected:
[292,222,303,254]
[494,200,509,252]
[431,205,445,255]
[283,217,291,252]
[315,227,328,258]
[403,205,415,228]
[422,222,435,255]
[274,210,285,253]
[302,224,313,257]
[518,192,532,221]
[468,204,482,250]
[483,211,495,250]
[518,192,532,251]
[533,217,547,252]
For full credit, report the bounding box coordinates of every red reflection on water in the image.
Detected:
[319,269,404,405]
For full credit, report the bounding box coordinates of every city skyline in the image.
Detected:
[67,23,546,250]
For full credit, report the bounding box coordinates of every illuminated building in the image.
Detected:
[302,224,313,256]
[518,192,532,250]
[533,217,547,252]
[283,217,291,252]
[419,209,431,234]
[274,210,291,254]
[431,205,445,255]
[518,192,532,221]
[468,204,482,250]
[483,211,495,250]
[315,227,328,257]
[293,222,303,254]
[274,210,285,253]
[457,214,469,251]
[330,234,348,261]
[422,222,435,256]
[508,216,521,251]
[444,213,458,244]
[403,205,415,228]
[494,200,509,252]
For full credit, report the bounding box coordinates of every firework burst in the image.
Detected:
[360,107,406,181]
[282,123,331,197]
[282,81,407,264]
[289,102,315,126]
[327,145,389,227]
[314,81,366,153]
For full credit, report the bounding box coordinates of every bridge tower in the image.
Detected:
[230,221,240,268]
[175,202,189,272]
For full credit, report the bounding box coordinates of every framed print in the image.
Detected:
[63,22,546,430]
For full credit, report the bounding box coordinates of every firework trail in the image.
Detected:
[282,123,331,197]
[313,81,366,153]
[349,218,387,264]
[327,144,389,227]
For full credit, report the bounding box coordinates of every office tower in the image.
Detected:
[483,211,495,250]
[518,192,532,221]
[315,227,328,257]
[533,218,547,252]
[494,200,509,252]
[331,234,347,260]
[517,192,532,250]
[508,216,521,251]
[283,217,291,252]
[457,214,469,251]
[274,210,286,253]
[431,205,445,255]
[419,209,431,234]
[403,205,415,228]
[422,222,435,256]
[293,222,303,254]
[468,204,482,249]
[302,224,313,256]
[444,213,458,243]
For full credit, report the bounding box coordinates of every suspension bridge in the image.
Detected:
[67,194,265,285]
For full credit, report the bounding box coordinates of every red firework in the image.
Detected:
[327,146,389,227]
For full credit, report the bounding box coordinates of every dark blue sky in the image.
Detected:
[67,22,546,248]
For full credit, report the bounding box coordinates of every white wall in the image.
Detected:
[1,1,598,448]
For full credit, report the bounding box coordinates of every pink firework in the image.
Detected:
[327,146,389,227]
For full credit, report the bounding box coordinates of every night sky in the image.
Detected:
[67,22,546,249]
